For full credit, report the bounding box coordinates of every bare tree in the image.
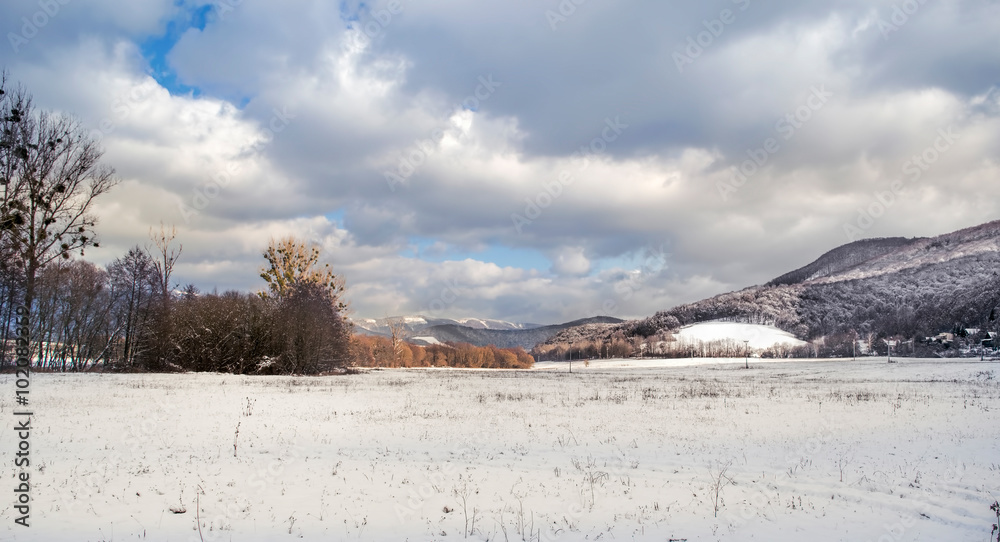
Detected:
[141,222,182,370]
[274,282,351,373]
[0,71,31,242]
[0,73,29,368]
[108,247,156,368]
[29,259,112,371]
[169,290,275,374]
[865,331,877,357]
[386,316,407,364]
[0,72,119,314]
[149,221,182,299]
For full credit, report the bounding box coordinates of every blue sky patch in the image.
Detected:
[406,237,550,271]
[140,3,213,97]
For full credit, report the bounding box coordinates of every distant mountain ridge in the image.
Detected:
[351,314,624,350]
[420,316,624,350]
[352,315,542,337]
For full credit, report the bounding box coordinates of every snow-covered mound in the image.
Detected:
[675,321,806,349]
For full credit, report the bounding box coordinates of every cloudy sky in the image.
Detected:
[2,0,998,324]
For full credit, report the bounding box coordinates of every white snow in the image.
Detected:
[532,356,807,371]
[411,336,443,345]
[402,316,427,324]
[4,358,999,541]
[675,320,808,349]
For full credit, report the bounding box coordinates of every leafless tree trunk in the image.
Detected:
[149,222,182,299]
[387,317,407,364]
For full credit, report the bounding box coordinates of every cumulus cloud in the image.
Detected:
[550,247,591,277]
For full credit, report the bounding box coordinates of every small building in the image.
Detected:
[933,332,955,345]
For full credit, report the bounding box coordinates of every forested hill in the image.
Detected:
[421,316,624,350]
[767,237,922,286]
[546,219,1000,346]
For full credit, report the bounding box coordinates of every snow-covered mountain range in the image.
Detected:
[351,315,542,337]
[352,315,624,350]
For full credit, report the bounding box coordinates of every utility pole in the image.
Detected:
[743,340,750,369]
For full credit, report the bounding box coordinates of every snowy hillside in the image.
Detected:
[768,237,920,286]
[807,219,1000,285]
[675,321,807,349]
[557,218,1000,349]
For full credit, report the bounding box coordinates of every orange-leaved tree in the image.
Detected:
[259,236,347,311]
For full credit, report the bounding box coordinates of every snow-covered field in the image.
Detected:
[3,358,1000,541]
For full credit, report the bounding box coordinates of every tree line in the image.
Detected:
[0,232,351,374]
[351,334,534,369]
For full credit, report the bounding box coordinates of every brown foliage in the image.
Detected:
[350,335,533,369]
